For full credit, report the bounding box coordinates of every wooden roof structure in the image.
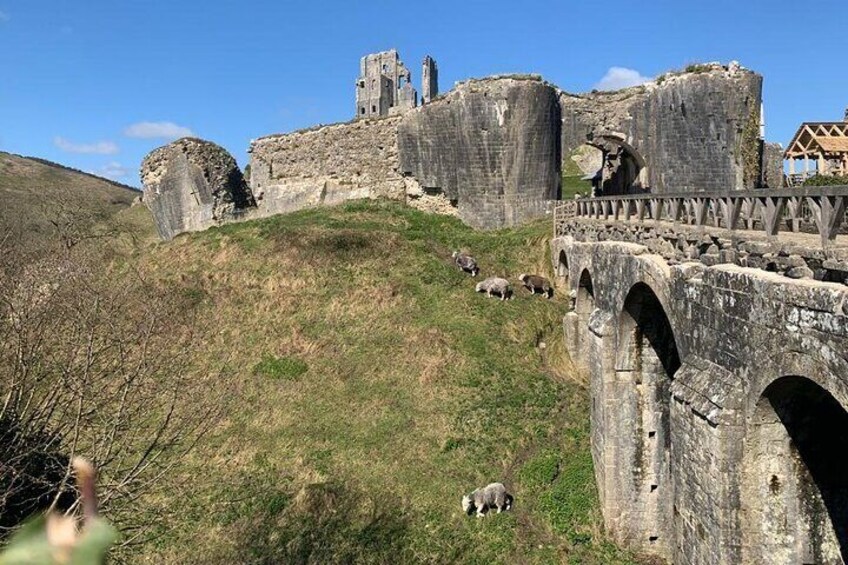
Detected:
[784,121,848,180]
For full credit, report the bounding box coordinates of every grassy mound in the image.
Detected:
[107,201,640,562]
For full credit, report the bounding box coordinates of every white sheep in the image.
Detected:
[475,277,511,300]
[461,482,513,517]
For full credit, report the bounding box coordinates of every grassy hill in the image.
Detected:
[108,200,641,564]
[0,152,141,254]
[0,167,641,562]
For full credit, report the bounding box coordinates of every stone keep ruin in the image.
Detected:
[141,54,775,240]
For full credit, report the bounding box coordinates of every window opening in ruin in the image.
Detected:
[360,107,365,115]
[587,137,648,196]
[564,144,602,199]
[742,376,848,562]
[372,105,376,113]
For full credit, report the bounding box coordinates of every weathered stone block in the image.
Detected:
[141,138,255,240]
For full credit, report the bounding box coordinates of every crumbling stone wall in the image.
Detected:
[560,63,763,193]
[761,141,785,188]
[248,117,405,215]
[141,138,255,240]
[142,63,775,240]
[553,222,848,564]
[397,75,562,229]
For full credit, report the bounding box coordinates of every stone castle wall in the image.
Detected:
[397,75,562,229]
[248,116,406,216]
[560,63,763,192]
[142,63,770,240]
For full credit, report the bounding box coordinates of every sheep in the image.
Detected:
[461,482,513,517]
[452,251,479,277]
[475,277,512,300]
[518,273,553,298]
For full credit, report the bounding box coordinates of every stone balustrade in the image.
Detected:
[554,186,848,246]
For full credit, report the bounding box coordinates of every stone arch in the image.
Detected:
[588,134,649,196]
[574,269,595,361]
[556,249,569,285]
[614,282,680,552]
[741,375,848,564]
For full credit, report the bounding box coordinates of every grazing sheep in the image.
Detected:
[452,251,479,277]
[475,277,512,300]
[518,273,553,298]
[461,483,513,517]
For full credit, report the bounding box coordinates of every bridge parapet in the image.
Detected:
[550,233,848,563]
[554,186,848,246]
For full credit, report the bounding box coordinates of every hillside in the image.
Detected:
[0,152,141,253]
[108,201,640,564]
[1,193,642,562]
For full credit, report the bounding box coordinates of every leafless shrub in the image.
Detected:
[0,233,229,554]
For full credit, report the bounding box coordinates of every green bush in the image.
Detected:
[803,174,848,186]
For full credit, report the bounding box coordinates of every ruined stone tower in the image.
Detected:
[355,49,417,119]
[422,55,438,104]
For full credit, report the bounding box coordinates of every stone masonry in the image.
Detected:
[552,220,848,564]
[249,116,406,216]
[355,49,419,119]
[141,58,776,240]
[560,62,764,194]
[140,138,255,240]
[422,55,438,104]
[397,75,562,229]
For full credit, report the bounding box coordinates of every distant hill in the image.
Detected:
[0,151,142,253]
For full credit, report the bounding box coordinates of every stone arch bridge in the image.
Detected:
[551,187,848,564]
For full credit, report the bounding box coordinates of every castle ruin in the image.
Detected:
[141,53,779,240]
[422,56,438,104]
[355,50,438,119]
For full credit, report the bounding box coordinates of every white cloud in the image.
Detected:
[54,136,119,155]
[91,162,130,180]
[594,67,652,91]
[123,121,194,140]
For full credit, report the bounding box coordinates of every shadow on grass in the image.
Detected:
[230,480,411,564]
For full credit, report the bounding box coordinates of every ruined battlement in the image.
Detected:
[560,62,764,195]
[141,56,776,241]
[354,49,439,119]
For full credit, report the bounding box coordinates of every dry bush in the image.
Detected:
[0,235,229,553]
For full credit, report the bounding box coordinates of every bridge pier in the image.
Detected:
[552,228,848,564]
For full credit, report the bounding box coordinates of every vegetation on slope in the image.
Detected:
[0,152,139,255]
[122,200,638,563]
[2,193,642,563]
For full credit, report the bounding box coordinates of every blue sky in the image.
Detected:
[1,0,846,187]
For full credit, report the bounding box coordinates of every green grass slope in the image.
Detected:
[0,152,141,253]
[128,201,640,564]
